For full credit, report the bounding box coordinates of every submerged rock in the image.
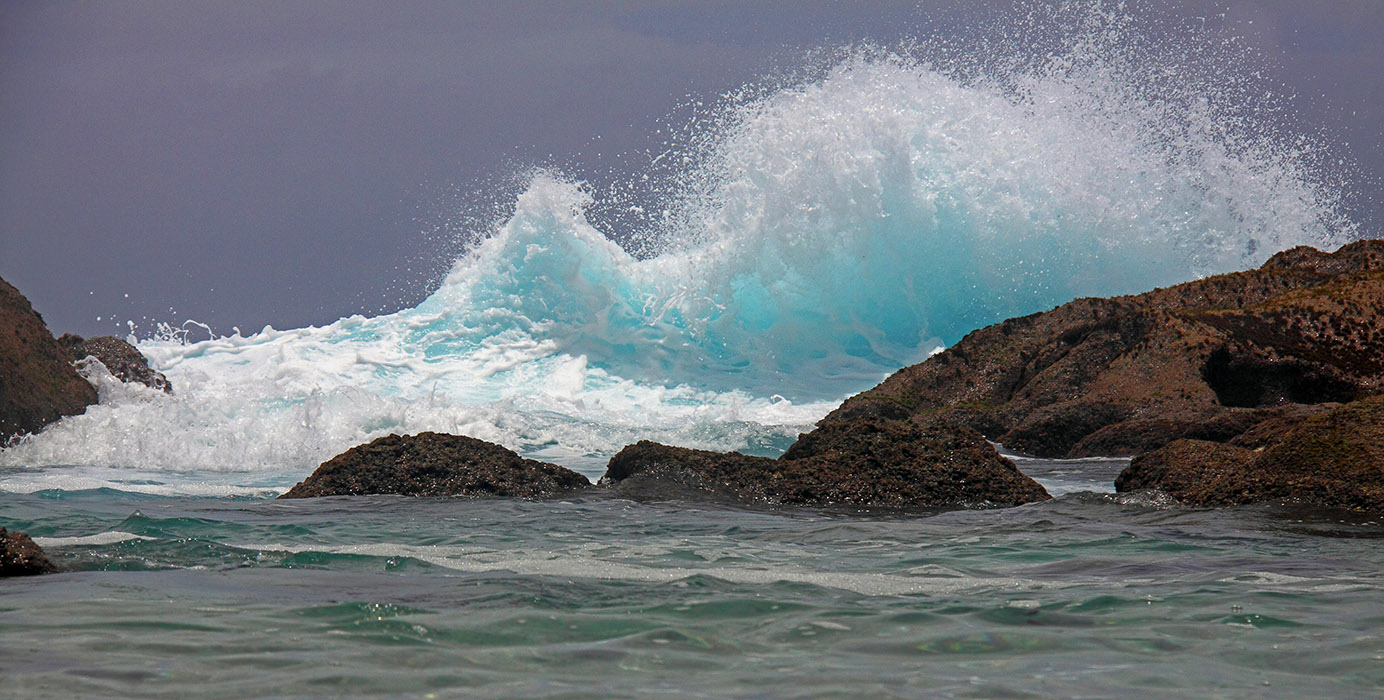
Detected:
[0,276,98,443]
[58,334,172,394]
[279,432,591,499]
[0,528,57,577]
[602,419,1050,508]
[826,240,1384,458]
[1116,395,1384,513]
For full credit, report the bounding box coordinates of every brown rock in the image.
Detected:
[1226,404,1336,449]
[1248,395,1384,512]
[602,419,1050,508]
[1070,404,1329,457]
[58,334,172,393]
[1114,439,1259,505]
[1,528,57,576]
[1116,395,1384,513]
[825,240,1384,457]
[1,276,98,443]
[279,432,591,499]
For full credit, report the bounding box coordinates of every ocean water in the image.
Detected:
[2,7,1376,698]
[3,465,1382,699]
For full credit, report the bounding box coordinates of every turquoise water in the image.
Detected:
[4,460,1382,699]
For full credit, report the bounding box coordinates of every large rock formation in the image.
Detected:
[1,276,98,442]
[59,334,172,393]
[279,432,591,499]
[1,528,56,577]
[602,418,1050,508]
[1116,395,1384,512]
[824,240,1384,458]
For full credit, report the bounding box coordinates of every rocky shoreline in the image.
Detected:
[826,239,1382,458]
[279,240,1383,515]
[2,276,177,575]
[3,242,1382,575]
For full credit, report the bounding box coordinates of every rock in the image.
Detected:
[825,240,1384,457]
[279,432,591,499]
[1114,439,1259,505]
[602,441,783,503]
[1226,404,1335,449]
[782,419,1052,507]
[58,334,172,393]
[1246,395,1384,512]
[1,528,57,576]
[1115,395,1384,513]
[602,419,1050,508]
[1069,404,1330,457]
[0,276,98,443]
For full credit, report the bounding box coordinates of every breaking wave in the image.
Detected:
[1,7,1354,488]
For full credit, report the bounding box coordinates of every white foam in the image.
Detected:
[32,532,154,547]
[236,540,1055,597]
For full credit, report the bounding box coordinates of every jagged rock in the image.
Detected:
[1116,395,1384,513]
[58,334,172,393]
[1,276,98,442]
[602,419,1050,508]
[826,240,1384,457]
[279,432,591,499]
[1,528,57,577]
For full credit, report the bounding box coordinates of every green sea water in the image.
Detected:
[3,458,1382,699]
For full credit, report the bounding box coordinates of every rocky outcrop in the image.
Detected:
[602,419,1050,508]
[825,240,1384,458]
[1116,395,1384,512]
[279,432,591,499]
[59,334,172,393]
[1,528,56,577]
[1,277,98,443]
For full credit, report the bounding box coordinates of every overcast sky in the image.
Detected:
[3,1,1381,339]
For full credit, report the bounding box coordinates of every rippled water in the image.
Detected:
[3,460,1382,699]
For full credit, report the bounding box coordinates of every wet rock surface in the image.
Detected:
[1,528,57,577]
[602,418,1050,508]
[280,432,592,499]
[0,276,98,442]
[1116,395,1384,513]
[59,334,172,394]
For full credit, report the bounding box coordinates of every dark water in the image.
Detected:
[3,459,1383,699]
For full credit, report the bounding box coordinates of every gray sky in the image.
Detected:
[2,1,1381,339]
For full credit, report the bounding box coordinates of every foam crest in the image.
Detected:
[237,540,1044,596]
[419,49,1348,396]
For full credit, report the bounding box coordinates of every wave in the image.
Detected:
[0,8,1354,482]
